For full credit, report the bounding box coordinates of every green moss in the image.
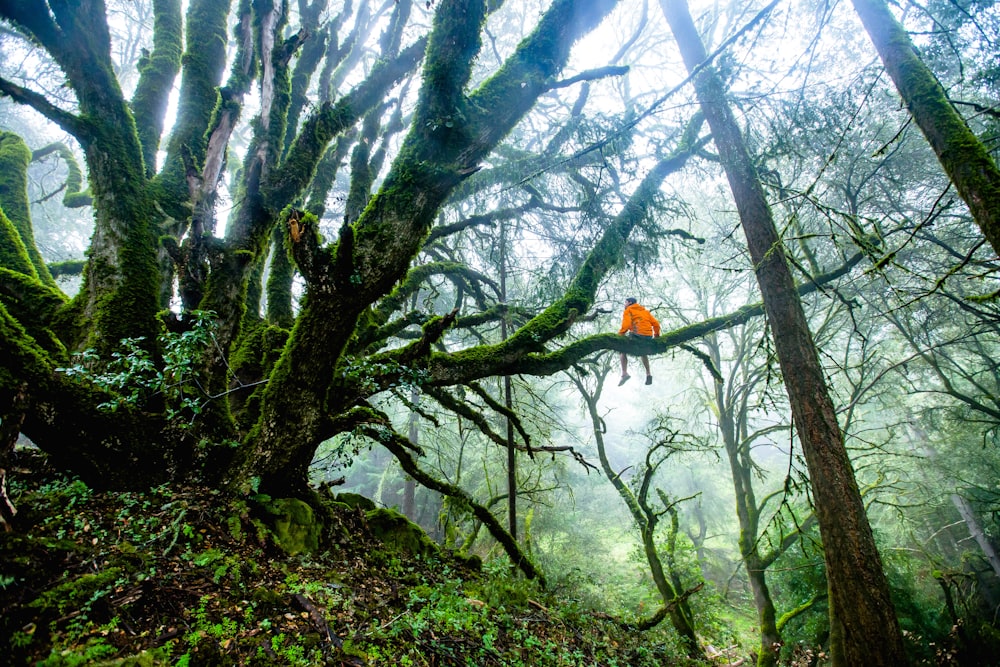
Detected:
[228,321,289,429]
[47,259,87,278]
[365,507,440,560]
[226,514,245,541]
[0,205,35,277]
[265,217,294,328]
[91,648,172,666]
[153,0,231,220]
[33,142,93,208]
[70,105,161,354]
[130,0,183,175]
[28,569,122,618]
[282,0,328,155]
[345,122,375,224]
[260,497,321,554]
[305,136,351,216]
[0,132,55,286]
[0,267,69,357]
[333,492,377,511]
[413,0,486,141]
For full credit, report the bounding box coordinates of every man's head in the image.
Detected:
[625,297,637,306]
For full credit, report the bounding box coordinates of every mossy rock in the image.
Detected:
[365,507,440,560]
[454,551,483,572]
[259,497,321,555]
[333,492,377,511]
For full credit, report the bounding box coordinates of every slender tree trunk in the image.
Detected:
[403,389,419,520]
[572,368,702,658]
[952,494,1000,578]
[709,343,782,667]
[500,217,517,540]
[660,1,908,664]
[850,0,1000,257]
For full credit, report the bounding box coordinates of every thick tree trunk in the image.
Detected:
[660,1,908,665]
[0,1,162,351]
[236,0,621,495]
[850,0,1000,257]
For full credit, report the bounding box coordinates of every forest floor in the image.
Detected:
[0,449,705,666]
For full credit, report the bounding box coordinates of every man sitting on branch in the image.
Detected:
[618,297,659,386]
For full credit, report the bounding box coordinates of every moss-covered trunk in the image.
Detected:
[0,134,53,287]
[233,0,621,496]
[850,0,1000,257]
[1,0,162,352]
[725,432,782,667]
[660,1,908,665]
[76,115,160,352]
[0,303,179,488]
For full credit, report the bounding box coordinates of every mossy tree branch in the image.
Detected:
[3,1,162,352]
[264,36,428,216]
[281,0,331,156]
[0,77,84,137]
[0,267,67,343]
[0,133,54,286]
[130,0,183,177]
[0,302,180,488]
[153,0,232,219]
[0,210,35,280]
[417,251,862,386]
[776,593,827,633]
[31,143,92,208]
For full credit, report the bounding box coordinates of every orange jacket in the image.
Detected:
[619,303,660,337]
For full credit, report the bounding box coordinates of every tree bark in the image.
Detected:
[850,0,1000,257]
[0,133,53,286]
[659,1,908,665]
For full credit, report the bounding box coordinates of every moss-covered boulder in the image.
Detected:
[365,507,440,560]
[259,497,321,555]
[333,492,377,511]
